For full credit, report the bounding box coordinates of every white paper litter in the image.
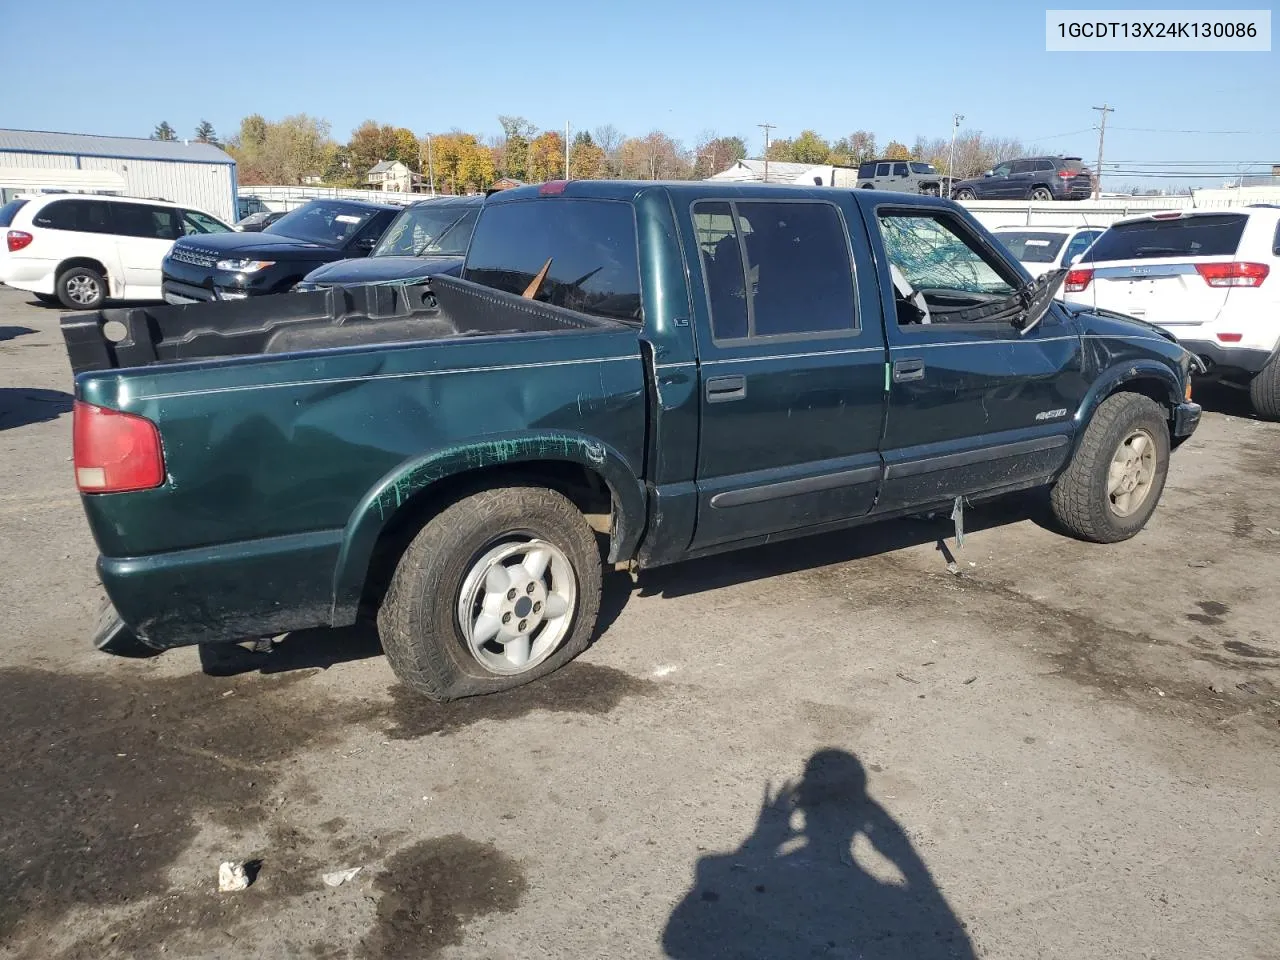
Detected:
[323,867,362,887]
[218,861,250,892]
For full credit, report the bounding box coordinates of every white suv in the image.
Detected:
[0,194,233,310]
[1063,207,1280,418]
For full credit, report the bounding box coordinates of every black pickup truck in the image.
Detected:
[64,181,1200,701]
[161,198,400,303]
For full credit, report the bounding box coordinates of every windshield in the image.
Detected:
[994,231,1068,263]
[373,204,478,257]
[909,162,937,175]
[1082,214,1247,262]
[264,201,379,248]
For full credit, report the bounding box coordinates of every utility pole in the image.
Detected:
[948,113,964,196]
[565,121,571,180]
[1092,104,1113,199]
[425,133,436,196]
[758,123,775,183]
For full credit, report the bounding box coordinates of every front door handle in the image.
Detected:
[706,375,747,403]
[892,358,926,383]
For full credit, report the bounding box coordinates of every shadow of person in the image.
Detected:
[663,750,975,959]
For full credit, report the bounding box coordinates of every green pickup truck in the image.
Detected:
[62,180,1201,701]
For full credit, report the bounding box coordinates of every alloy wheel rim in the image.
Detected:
[1107,428,1157,517]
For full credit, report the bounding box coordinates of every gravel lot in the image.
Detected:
[1,284,1277,960]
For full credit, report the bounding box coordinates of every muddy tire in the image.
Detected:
[377,485,602,701]
[1248,355,1280,421]
[1050,393,1170,543]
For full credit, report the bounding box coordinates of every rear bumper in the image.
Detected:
[1172,401,1202,439]
[0,258,56,294]
[97,528,346,649]
[1178,339,1273,376]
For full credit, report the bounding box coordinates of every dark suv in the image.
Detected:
[951,157,1093,201]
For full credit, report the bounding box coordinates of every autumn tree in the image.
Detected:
[226,114,334,185]
[347,121,420,175]
[618,131,691,180]
[153,121,176,141]
[882,141,912,161]
[194,120,219,145]
[693,133,747,178]
[791,129,832,164]
[569,131,606,180]
[431,132,495,194]
[496,115,538,181]
[765,138,795,162]
[830,130,877,166]
[527,131,566,182]
[592,124,624,177]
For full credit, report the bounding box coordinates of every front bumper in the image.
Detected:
[1173,400,1202,439]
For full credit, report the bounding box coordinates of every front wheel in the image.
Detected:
[1029,186,1054,201]
[378,485,603,701]
[954,188,976,200]
[1050,393,1170,543]
[1248,355,1280,420]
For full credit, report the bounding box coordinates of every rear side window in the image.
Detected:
[692,199,857,340]
[876,163,891,177]
[858,162,876,178]
[0,199,27,227]
[463,198,641,323]
[1034,159,1056,172]
[33,199,112,233]
[114,203,180,240]
[1083,214,1248,262]
[995,231,1067,263]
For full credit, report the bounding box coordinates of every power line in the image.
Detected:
[1109,126,1278,135]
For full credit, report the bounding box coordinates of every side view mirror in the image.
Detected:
[355,236,377,252]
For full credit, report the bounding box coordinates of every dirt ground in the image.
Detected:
[1,285,1277,960]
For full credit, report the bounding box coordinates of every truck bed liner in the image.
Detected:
[60,275,628,375]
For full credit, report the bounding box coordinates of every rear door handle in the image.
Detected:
[705,375,747,403]
[892,359,925,383]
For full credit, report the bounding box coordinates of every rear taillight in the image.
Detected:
[73,401,165,493]
[1195,262,1269,288]
[1058,169,1076,178]
[6,230,32,252]
[1216,333,1244,342]
[1064,268,1094,293]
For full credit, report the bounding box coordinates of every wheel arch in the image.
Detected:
[330,432,645,625]
[57,256,110,280]
[1028,182,1055,198]
[1073,363,1183,452]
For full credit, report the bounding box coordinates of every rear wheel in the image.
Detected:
[1050,393,1170,543]
[954,188,976,200]
[377,485,603,701]
[1029,186,1054,201]
[1249,355,1280,420]
[56,266,106,310]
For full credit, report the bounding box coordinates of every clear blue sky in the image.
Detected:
[4,0,1276,188]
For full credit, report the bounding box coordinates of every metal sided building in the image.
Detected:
[0,129,237,223]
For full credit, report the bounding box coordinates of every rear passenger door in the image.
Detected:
[112,202,181,297]
[681,197,887,549]
[32,199,122,294]
[869,205,1086,512]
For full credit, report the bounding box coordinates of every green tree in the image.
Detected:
[194,120,219,145]
[569,131,606,180]
[153,121,176,141]
[765,138,795,162]
[497,115,538,181]
[791,129,832,164]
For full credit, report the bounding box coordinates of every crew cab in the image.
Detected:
[63,181,1200,701]
[161,199,399,303]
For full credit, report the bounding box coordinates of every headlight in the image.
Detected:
[215,259,276,273]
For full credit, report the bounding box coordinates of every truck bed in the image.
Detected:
[60,275,630,375]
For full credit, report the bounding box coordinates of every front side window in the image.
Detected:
[878,212,1018,324]
[182,210,231,235]
[892,162,909,177]
[876,163,891,177]
[990,163,1012,178]
[693,199,857,340]
[264,202,379,248]
[463,198,641,323]
[373,205,479,257]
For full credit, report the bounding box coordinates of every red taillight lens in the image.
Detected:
[1064,268,1094,293]
[538,180,567,196]
[6,230,33,252]
[1195,262,1269,288]
[1216,333,1244,342]
[1058,169,1076,178]
[73,401,164,493]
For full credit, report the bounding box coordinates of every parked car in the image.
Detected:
[237,196,270,220]
[63,182,1199,700]
[856,159,947,195]
[952,157,1093,201]
[294,194,480,291]
[0,194,233,309]
[235,210,287,232]
[161,199,399,303]
[991,225,1104,277]
[1063,207,1280,418]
